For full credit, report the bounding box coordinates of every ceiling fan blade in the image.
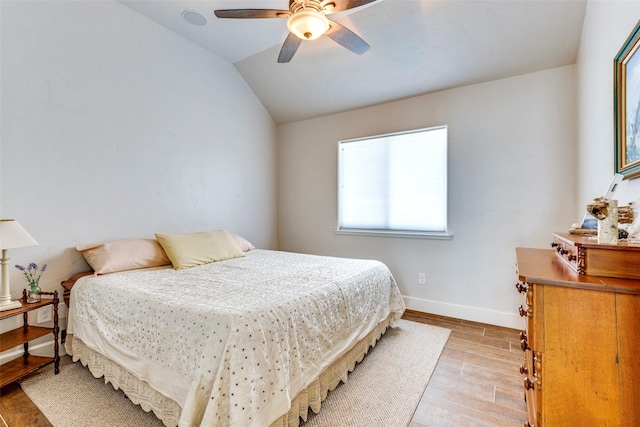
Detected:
[278,33,303,63]
[323,0,377,14]
[214,9,290,19]
[325,20,369,55]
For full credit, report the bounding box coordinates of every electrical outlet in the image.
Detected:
[38,306,52,324]
[418,272,426,285]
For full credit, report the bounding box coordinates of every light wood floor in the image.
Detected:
[405,310,527,426]
[0,310,526,426]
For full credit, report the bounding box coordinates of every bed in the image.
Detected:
[63,232,405,427]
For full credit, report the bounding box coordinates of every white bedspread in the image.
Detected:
[68,249,405,427]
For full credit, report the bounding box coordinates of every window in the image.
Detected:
[337,126,450,238]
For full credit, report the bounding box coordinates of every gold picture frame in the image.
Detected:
[614,20,640,179]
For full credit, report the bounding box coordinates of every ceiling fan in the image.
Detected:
[214,0,377,63]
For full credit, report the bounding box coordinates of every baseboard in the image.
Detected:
[403,296,523,330]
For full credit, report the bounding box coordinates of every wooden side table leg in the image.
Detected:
[53,291,59,374]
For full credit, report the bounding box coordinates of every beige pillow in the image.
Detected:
[230,233,255,252]
[76,239,171,275]
[155,229,245,269]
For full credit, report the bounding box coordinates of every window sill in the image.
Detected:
[334,229,454,240]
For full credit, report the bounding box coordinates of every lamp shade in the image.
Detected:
[0,219,38,250]
[287,10,329,40]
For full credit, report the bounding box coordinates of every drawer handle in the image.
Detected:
[515,282,528,293]
[519,365,528,375]
[567,254,576,261]
[519,331,528,351]
[560,248,568,255]
[551,242,559,248]
[524,378,534,390]
[519,305,528,317]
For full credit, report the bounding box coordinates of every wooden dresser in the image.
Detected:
[515,244,640,427]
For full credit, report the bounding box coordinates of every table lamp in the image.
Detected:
[0,219,38,311]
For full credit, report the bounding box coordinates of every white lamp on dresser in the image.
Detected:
[0,219,38,311]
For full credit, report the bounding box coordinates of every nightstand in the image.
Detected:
[0,290,60,388]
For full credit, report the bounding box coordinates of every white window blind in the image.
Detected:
[338,126,448,234]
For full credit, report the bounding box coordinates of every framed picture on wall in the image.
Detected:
[614,20,640,179]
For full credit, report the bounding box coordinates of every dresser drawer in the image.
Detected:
[552,233,640,279]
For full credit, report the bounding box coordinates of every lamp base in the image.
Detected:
[0,298,22,311]
[1,249,23,311]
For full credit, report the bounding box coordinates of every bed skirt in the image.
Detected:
[65,312,395,427]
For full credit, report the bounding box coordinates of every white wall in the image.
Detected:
[277,66,576,328]
[576,1,640,212]
[4,0,632,337]
[0,1,278,307]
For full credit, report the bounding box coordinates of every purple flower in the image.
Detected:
[15,262,47,285]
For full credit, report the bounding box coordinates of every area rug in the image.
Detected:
[18,320,450,427]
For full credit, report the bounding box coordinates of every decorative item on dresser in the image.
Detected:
[0,219,39,311]
[585,197,619,244]
[515,239,640,426]
[0,289,60,388]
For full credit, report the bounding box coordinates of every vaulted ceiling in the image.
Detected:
[119,0,587,124]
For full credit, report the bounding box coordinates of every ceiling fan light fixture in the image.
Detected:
[287,10,329,40]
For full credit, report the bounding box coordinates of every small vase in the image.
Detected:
[27,284,41,303]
